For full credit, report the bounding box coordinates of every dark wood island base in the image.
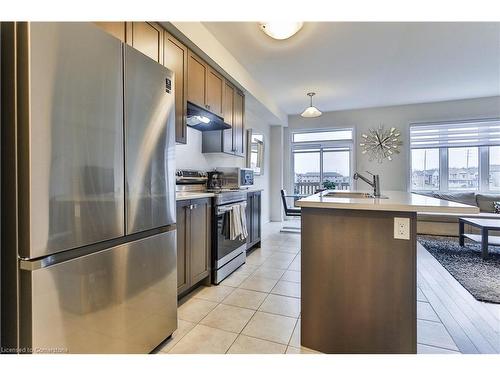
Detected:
[301,208,417,354]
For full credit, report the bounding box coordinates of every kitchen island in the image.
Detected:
[295,190,479,354]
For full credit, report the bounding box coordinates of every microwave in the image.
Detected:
[210,167,254,189]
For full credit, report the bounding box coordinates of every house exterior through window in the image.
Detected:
[410,119,500,192]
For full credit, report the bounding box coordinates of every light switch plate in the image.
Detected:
[394,217,410,240]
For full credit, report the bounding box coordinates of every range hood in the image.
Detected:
[186,102,230,131]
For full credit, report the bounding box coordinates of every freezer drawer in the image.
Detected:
[20,230,177,354]
[17,22,125,258]
[124,45,176,234]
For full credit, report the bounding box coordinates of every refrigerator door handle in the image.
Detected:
[19,224,177,271]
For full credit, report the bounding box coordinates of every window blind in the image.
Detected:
[410,118,500,149]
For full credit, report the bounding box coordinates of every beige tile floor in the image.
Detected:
[158,222,461,354]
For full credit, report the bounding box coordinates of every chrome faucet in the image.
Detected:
[353,171,381,197]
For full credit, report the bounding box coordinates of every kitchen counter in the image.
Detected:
[296,190,479,214]
[175,192,215,201]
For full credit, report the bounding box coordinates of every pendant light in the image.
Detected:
[301,92,322,118]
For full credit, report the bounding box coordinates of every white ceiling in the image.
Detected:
[202,22,500,115]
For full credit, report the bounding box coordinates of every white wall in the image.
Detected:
[270,126,284,222]
[284,96,500,193]
[175,109,273,223]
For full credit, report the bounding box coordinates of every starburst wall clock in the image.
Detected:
[360,125,403,163]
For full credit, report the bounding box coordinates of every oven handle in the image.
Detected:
[216,201,247,215]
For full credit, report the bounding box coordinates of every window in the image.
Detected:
[293,150,320,194]
[448,147,478,190]
[323,149,351,189]
[411,148,439,190]
[490,146,500,191]
[410,119,500,192]
[292,129,353,195]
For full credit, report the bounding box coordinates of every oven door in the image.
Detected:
[215,204,247,267]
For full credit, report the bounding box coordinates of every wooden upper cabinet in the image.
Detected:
[94,22,127,42]
[164,32,188,144]
[222,82,235,153]
[222,82,235,126]
[128,22,163,63]
[206,67,224,117]
[187,50,207,108]
[233,89,245,156]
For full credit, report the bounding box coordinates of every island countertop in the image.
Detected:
[295,190,480,214]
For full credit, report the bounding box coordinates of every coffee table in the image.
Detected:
[459,217,500,259]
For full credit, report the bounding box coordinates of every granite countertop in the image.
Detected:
[295,190,480,214]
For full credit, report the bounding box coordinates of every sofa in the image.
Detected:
[416,192,500,237]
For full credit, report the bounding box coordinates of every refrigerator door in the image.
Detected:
[124,45,176,235]
[18,23,125,259]
[21,230,177,354]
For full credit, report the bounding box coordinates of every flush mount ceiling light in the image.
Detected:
[300,92,322,118]
[259,22,303,40]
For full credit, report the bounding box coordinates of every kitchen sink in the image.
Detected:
[323,191,388,199]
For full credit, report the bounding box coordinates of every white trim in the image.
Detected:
[440,148,449,191]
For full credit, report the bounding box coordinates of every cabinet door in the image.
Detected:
[189,198,211,285]
[176,201,191,294]
[129,22,163,63]
[206,67,224,116]
[187,50,207,108]
[246,193,253,247]
[94,22,127,42]
[164,32,188,144]
[233,90,245,156]
[252,192,261,243]
[222,82,235,153]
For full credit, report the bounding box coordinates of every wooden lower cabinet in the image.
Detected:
[246,191,262,250]
[176,198,211,295]
[176,200,190,294]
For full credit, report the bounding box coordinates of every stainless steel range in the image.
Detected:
[211,190,248,284]
[176,169,248,284]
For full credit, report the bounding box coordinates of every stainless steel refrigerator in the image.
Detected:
[1,22,177,353]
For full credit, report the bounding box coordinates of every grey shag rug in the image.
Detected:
[418,235,500,304]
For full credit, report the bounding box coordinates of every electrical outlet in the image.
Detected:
[394,217,410,240]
